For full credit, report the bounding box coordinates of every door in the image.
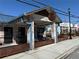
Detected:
[17,27,26,44]
[37,27,45,40]
[4,27,13,44]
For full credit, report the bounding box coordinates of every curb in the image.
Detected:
[56,45,79,59]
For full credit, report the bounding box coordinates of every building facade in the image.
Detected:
[0,7,61,57]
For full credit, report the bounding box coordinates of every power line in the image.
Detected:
[16,0,40,8]
[0,13,15,17]
[56,11,79,19]
[32,0,47,6]
[56,11,68,16]
[16,0,79,19]
[32,0,79,19]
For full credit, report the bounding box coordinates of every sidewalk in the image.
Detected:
[2,37,79,59]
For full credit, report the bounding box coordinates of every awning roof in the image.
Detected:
[8,6,62,24]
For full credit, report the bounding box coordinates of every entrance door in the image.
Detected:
[37,27,45,40]
[4,27,13,44]
[17,27,26,44]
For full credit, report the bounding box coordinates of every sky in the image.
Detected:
[0,0,79,24]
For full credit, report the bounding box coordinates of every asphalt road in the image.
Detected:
[66,47,79,59]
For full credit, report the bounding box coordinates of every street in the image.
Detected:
[66,47,79,59]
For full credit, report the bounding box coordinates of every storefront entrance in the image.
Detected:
[37,27,45,41]
[17,27,27,44]
[4,27,13,44]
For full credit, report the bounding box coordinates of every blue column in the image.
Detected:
[51,23,58,43]
[27,21,34,50]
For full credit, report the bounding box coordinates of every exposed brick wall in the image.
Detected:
[0,43,29,58]
[35,39,54,48]
[58,34,68,41]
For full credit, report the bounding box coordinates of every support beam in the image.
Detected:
[51,23,58,43]
[13,27,17,45]
[27,21,34,50]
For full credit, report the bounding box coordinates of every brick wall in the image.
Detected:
[35,39,54,48]
[58,34,68,41]
[0,43,29,58]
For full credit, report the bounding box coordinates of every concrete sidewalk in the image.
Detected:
[2,37,79,59]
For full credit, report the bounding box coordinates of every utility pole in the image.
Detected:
[68,8,72,39]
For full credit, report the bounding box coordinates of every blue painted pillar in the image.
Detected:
[27,21,34,50]
[51,23,58,43]
[57,25,61,35]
